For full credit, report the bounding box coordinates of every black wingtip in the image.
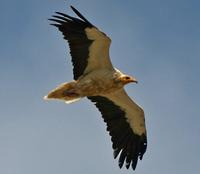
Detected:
[125,162,131,169]
[118,162,123,169]
[131,158,138,170]
[49,23,60,28]
[113,148,121,159]
[70,5,75,10]
[70,5,93,27]
[70,5,77,13]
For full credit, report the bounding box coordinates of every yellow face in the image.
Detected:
[120,75,138,85]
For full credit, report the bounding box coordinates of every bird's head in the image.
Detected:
[116,75,138,85]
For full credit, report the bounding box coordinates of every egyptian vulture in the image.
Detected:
[45,6,147,170]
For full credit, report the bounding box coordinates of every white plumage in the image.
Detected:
[45,5,147,170]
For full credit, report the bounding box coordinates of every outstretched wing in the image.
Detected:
[88,89,147,170]
[49,6,113,80]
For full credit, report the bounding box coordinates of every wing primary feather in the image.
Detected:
[52,15,71,22]
[113,148,121,159]
[48,18,65,24]
[50,24,61,27]
[55,11,85,24]
[55,11,76,21]
[131,156,139,170]
[139,134,147,160]
[125,141,134,169]
[113,132,131,150]
[70,6,94,27]
[118,148,127,169]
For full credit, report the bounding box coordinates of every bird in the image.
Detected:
[44,5,147,171]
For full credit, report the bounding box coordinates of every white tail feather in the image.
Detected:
[65,97,81,104]
[44,81,82,104]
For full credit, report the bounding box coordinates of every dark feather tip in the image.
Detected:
[52,15,67,22]
[70,5,93,27]
[125,162,131,169]
[113,148,121,159]
[131,158,138,170]
[118,162,123,169]
[49,23,60,27]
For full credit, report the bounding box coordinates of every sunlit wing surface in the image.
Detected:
[88,89,147,170]
[49,6,113,80]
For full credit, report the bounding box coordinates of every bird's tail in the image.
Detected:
[44,81,81,104]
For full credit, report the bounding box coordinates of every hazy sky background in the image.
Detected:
[1,0,200,174]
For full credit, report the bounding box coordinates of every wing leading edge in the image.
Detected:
[88,89,147,170]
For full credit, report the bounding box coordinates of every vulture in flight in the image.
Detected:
[45,5,147,171]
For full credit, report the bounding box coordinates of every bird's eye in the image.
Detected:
[125,77,130,80]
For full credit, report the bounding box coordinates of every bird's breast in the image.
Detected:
[76,70,122,96]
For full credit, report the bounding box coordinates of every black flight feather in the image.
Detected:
[49,6,94,80]
[88,96,147,170]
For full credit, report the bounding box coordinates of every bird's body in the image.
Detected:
[46,68,132,100]
[45,5,147,171]
[75,69,123,95]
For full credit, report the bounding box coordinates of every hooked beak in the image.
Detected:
[130,77,138,84]
[120,76,138,85]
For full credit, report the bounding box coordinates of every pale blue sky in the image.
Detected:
[1,0,200,174]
